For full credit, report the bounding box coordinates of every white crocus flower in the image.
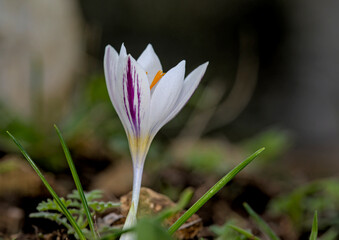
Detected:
[104,43,208,239]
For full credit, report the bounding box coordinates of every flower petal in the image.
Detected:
[149,60,186,135]
[116,55,151,138]
[137,44,162,85]
[104,45,119,107]
[104,45,132,130]
[119,43,127,58]
[164,62,208,123]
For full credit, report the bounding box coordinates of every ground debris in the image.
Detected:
[1,229,70,240]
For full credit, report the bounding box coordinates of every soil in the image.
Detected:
[0,148,316,240]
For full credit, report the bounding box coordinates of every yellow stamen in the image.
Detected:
[150,70,165,89]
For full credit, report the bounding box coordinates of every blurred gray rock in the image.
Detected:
[286,0,339,145]
[0,0,83,123]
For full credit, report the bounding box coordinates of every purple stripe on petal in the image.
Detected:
[137,71,141,135]
[123,57,142,136]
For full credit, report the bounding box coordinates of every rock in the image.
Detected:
[0,0,83,123]
[0,204,24,234]
[120,187,202,239]
[90,160,134,197]
[0,155,65,197]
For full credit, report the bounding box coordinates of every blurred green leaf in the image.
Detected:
[85,74,110,104]
[30,212,71,230]
[31,189,120,239]
[269,179,339,231]
[241,128,292,165]
[184,143,228,174]
[67,189,103,201]
[210,220,250,240]
[36,198,76,211]
[89,201,120,213]
[320,228,338,240]
[157,188,193,221]
[228,224,261,240]
[309,211,318,240]
[136,218,173,240]
[243,203,280,240]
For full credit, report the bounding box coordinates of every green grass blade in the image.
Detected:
[54,125,98,239]
[228,224,262,240]
[309,211,318,240]
[243,202,280,240]
[168,147,265,235]
[6,131,86,240]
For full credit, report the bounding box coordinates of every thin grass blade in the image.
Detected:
[309,211,318,240]
[54,124,98,239]
[243,202,280,240]
[7,131,86,240]
[228,224,262,240]
[168,147,265,235]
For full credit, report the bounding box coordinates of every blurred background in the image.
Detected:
[0,0,339,239]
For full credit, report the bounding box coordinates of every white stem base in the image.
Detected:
[120,202,137,240]
[120,162,144,240]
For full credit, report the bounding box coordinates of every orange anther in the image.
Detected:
[150,70,165,89]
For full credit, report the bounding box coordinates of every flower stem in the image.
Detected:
[120,161,144,240]
[131,162,144,210]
